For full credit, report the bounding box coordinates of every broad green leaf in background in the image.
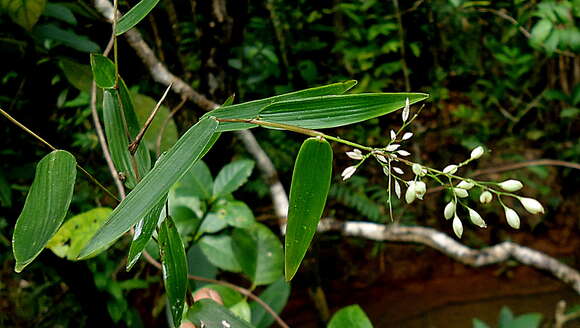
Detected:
[91,54,116,89]
[197,284,243,307]
[43,3,76,25]
[285,138,333,281]
[231,228,258,281]
[197,199,255,235]
[259,93,429,129]
[187,299,253,328]
[250,278,290,328]
[12,150,76,272]
[0,0,46,30]
[159,216,188,328]
[79,118,218,258]
[0,170,11,208]
[116,0,160,35]
[187,245,217,286]
[507,314,543,328]
[198,234,241,272]
[126,196,166,271]
[213,160,255,198]
[46,207,112,260]
[230,300,252,323]
[133,92,178,153]
[327,305,373,328]
[248,223,283,285]
[59,58,93,93]
[201,80,357,131]
[176,160,213,200]
[472,319,491,328]
[34,24,100,52]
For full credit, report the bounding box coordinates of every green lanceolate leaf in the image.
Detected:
[285,137,333,281]
[102,89,139,188]
[90,54,116,89]
[12,150,76,272]
[116,0,161,36]
[187,299,253,328]
[159,216,188,328]
[212,159,254,198]
[250,278,290,328]
[79,118,218,258]
[46,207,112,260]
[201,80,357,132]
[327,305,373,328]
[118,79,152,176]
[259,93,429,129]
[126,195,166,271]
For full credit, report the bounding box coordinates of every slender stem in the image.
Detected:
[129,82,173,155]
[112,0,119,88]
[0,107,119,201]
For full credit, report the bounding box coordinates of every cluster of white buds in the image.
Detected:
[337,100,545,240]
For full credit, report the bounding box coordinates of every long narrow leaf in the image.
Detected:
[285,138,333,280]
[116,0,161,35]
[12,150,76,272]
[79,118,218,258]
[126,195,166,270]
[259,93,429,129]
[159,216,188,328]
[201,80,357,132]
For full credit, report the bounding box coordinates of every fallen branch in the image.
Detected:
[318,218,580,294]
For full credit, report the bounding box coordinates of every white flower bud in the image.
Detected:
[457,181,474,190]
[390,130,396,140]
[470,146,485,160]
[397,150,411,156]
[468,208,486,228]
[382,166,390,176]
[394,180,401,198]
[402,132,413,140]
[376,155,387,163]
[386,144,401,152]
[504,207,520,229]
[402,97,410,122]
[453,214,463,238]
[346,149,363,160]
[444,201,455,220]
[453,188,469,198]
[393,167,404,175]
[443,165,458,175]
[405,182,416,204]
[519,197,545,215]
[498,179,523,192]
[414,181,426,200]
[412,164,424,176]
[479,191,493,204]
[341,166,357,181]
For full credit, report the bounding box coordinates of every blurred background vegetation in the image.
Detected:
[0,0,579,327]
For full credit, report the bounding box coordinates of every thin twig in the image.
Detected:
[0,107,119,201]
[128,82,173,155]
[141,251,289,328]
